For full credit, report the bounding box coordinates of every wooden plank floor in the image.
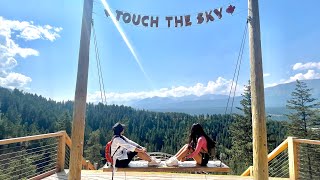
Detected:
[44,170,289,180]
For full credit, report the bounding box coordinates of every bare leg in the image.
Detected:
[136,152,152,162]
[175,144,192,161]
[175,144,189,157]
[192,153,202,165]
[174,144,203,165]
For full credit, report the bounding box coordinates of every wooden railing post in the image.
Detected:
[85,160,90,170]
[288,137,299,180]
[57,131,66,172]
[250,166,253,176]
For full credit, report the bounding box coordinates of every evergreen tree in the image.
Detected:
[84,130,103,167]
[229,82,253,174]
[1,150,37,179]
[286,80,320,179]
[55,111,72,135]
[286,80,319,139]
[0,86,296,175]
[266,120,288,152]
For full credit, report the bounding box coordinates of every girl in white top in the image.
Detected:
[110,122,159,167]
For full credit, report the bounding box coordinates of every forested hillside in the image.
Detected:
[0,86,290,174]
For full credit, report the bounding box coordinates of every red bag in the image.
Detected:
[105,136,120,165]
[105,140,113,164]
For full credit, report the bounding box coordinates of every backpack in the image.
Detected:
[105,135,120,165]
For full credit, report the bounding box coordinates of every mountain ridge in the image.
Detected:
[130,79,320,117]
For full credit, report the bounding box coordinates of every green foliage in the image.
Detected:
[0,150,37,180]
[266,120,288,152]
[228,82,288,175]
[286,80,320,179]
[286,80,319,139]
[84,130,103,167]
[228,83,253,174]
[0,86,290,173]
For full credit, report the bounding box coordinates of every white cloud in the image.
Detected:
[0,37,39,58]
[292,62,320,71]
[266,61,320,88]
[0,57,17,70]
[263,73,270,77]
[0,16,62,41]
[54,27,63,32]
[265,83,279,88]
[88,77,244,104]
[266,70,320,88]
[284,70,320,83]
[0,72,32,89]
[0,16,62,89]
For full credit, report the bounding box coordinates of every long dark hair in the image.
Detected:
[188,123,215,151]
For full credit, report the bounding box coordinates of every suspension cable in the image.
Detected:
[92,19,107,104]
[224,19,248,117]
[229,20,248,114]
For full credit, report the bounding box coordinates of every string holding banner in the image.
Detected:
[103,5,236,28]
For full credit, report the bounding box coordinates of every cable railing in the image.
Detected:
[65,143,71,169]
[268,150,289,178]
[295,139,320,179]
[0,131,95,180]
[241,137,320,180]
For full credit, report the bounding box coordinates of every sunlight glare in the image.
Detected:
[100,0,152,85]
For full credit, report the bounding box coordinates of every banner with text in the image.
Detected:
[104,5,236,28]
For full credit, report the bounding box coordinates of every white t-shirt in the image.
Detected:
[110,136,140,163]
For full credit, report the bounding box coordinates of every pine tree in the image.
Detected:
[229,82,253,174]
[84,130,103,167]
[286,80,319,139]
[55,111,72,135]
[286,80,320,179]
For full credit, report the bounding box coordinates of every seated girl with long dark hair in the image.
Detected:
[166,123,216,167]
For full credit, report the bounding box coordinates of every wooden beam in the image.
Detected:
[242,139,288,176]
[29,168,57,180]
[248,0,269,179]
[57,131,66,172]
[241,166,253,176]
[294,138,320,146]
[68,0,93,179]
[267,139,288,161]
[250,166,254,176]
[87,161,95,170]
[288,137,299,180]
[0,131,65,145]
[65,133,95,170]
[65,133,72,147]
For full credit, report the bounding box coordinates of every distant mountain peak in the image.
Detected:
[130,79,320,115]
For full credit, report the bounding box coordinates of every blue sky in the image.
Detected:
[0,0,319,104]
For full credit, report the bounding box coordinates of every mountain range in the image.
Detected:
[129,79,320,119]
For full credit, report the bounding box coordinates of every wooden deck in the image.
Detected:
[44,170,289,180]
[103,160,230,173]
